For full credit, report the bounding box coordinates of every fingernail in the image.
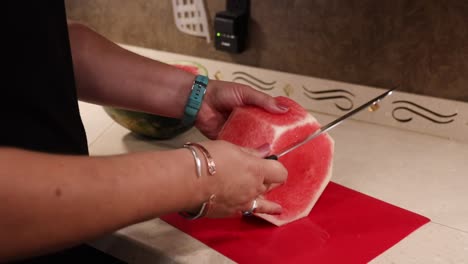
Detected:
[272,206,283,215]
[257,143,271,156]
[277,104,289,112]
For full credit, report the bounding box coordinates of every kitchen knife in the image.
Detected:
[265,87,396,160]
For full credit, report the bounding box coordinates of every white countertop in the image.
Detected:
[78,44,468,263]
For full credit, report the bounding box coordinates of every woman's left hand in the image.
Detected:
[195,80,289,139]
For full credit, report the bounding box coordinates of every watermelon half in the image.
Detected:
[218,96,334,226]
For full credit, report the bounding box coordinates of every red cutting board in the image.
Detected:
[161,182,429,263]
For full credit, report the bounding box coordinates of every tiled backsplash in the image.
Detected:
[65,0,468,103]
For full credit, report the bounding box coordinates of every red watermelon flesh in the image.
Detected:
[218,96,334,226]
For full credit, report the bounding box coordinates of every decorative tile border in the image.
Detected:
[231,71,276,91]
[120,44,468,143]
[391,100,457,124]
[302,87,355,111]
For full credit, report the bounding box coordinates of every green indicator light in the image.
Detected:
[216,32,221,37]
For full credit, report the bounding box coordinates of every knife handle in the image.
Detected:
[265,155,278,160]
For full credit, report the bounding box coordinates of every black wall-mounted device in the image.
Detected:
[214,0,250,53]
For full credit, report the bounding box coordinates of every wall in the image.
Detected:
[65,0,468,102]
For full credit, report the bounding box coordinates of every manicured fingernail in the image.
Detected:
[257,143,271,156]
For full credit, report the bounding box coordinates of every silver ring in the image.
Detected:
[242,199,258,216]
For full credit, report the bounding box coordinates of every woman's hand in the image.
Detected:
[196,80,289,139]
[192,140,288,217]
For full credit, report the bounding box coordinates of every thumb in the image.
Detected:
[240,143,271,158]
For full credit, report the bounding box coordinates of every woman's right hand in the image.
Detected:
[193,140,288,218]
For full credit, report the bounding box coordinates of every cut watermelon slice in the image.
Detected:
[218,96,334,226]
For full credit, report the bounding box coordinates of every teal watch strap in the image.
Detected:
[182,75,209,126]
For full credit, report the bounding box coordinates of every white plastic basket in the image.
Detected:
[171,0,211,43]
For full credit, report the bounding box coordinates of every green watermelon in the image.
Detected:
[103,61,208,139]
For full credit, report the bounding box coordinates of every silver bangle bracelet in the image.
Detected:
[179,194,216,220]
[183,144,202,178]
[180,142,217,220]
[184,142,216,175]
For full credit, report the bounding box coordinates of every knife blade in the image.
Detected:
[265,87,397,160]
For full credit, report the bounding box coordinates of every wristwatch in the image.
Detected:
[181,75,209,126]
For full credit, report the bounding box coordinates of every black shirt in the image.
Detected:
[3,1,88,155]
[4,1,124,263]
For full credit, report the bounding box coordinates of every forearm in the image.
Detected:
[0,147,206,261]
[68,21,195,118]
